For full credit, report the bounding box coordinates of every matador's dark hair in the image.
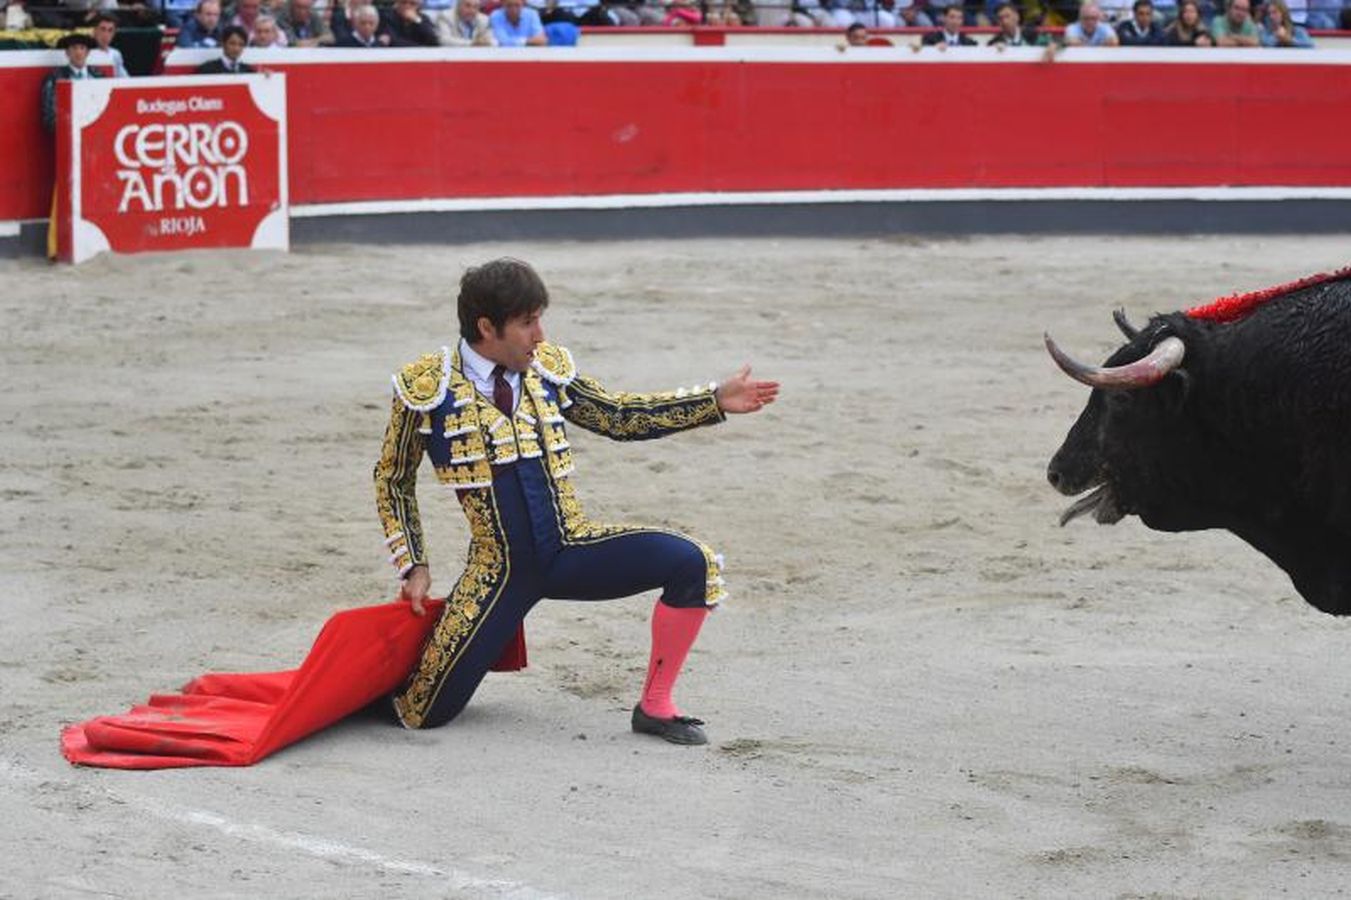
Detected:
[458,257,550,342]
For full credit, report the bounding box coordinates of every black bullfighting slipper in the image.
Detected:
[631,704,708,746]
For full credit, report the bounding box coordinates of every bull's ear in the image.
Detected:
[1158,368,1192,417]
[1113,308,1140,340]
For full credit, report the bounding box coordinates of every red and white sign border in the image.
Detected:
[65,73,289,264]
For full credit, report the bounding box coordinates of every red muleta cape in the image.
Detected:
[60,600,526,769]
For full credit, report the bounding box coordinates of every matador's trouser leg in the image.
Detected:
[542,531,711,608]
[393,467,542,730]
[394,459,716,729]
[544,529,714,721]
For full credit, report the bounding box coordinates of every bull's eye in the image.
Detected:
[1107,390,1134,411]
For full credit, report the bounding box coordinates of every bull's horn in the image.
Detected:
[1112,308,1140,340]
[1044,334,1186,389]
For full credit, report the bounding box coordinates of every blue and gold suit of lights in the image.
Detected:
[374,342,729,729]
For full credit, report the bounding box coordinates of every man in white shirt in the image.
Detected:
[376,259,779,743]
[88,13,130,77]
[436,0,497,44]
[250,13,286,46]
[1064,1,1121,44]
[337,4,389,44]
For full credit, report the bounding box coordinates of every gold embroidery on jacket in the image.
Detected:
[389,341,732,726]
[530,342,577,385]
[394,489,508,728]
[436,353,494,487]
[562,374,723,441]
[392,349,451,411]
[374,395,426,569]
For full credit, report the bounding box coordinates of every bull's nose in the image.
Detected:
[1047,465,1063,490]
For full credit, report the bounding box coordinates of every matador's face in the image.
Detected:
[479,309,545,373]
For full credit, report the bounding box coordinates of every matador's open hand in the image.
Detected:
[715,365,780,414]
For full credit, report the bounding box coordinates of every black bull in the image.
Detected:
[1046,275,1351,615]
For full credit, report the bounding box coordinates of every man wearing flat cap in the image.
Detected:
[42,33,103,261]
[41,33,103,133]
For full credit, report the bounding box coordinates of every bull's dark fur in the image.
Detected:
[1049,276,1351,615]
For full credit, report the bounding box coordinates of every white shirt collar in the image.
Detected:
[460,338,520,384]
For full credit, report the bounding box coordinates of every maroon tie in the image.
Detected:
[487,362,527,669]
[491,364,513,416]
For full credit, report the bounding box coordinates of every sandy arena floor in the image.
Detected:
[3,235,1351,899]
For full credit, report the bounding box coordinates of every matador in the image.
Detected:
[374,259,779,743]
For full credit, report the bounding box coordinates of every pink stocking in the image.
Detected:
[639,601,708,719]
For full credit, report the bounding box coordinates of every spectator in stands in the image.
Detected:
[840,20,894,42]
[821,0,897,27]
[600,1,654,24]
[704,0,757,24]
[1304,0,1340,28]
[436,0,495,43]
[920,3,977,43]
[87,12,130,76]
[278,0,330,44]
[1116,0,1164,41]
[418,0,452,21]
[489,0,546,45]
[383,0,440,43]
[529,0,611,25]
[1280,0,1309,26]
[160,0,200,27]
[1259,0,1314,43]
[177,0,223,45]
[229,0,288,43]
[250,12,285,44]
[337,4,392,44]
[41,34,101,132]
[784,0,834,27]
[332,0,379,43]
[662,3,700,23]
[4,0,35,30]
[987,1,1040,42]
[197,24,256,69]
[894,0,933,27]
[1211,0,1258,43]
[417,0,452,21]
[1094,0,1132,21]
[602,0,663,25]
[1064,1,1120,42]
[890,3,924,26]
[1163,0,1213,40]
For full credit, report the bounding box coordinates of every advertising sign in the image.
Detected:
[56,73,287,263]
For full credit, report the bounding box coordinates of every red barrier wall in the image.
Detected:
[4,59,57,224]
[6,48,1351,222]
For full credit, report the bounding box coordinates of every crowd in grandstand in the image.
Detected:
[5,0,1345,58]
